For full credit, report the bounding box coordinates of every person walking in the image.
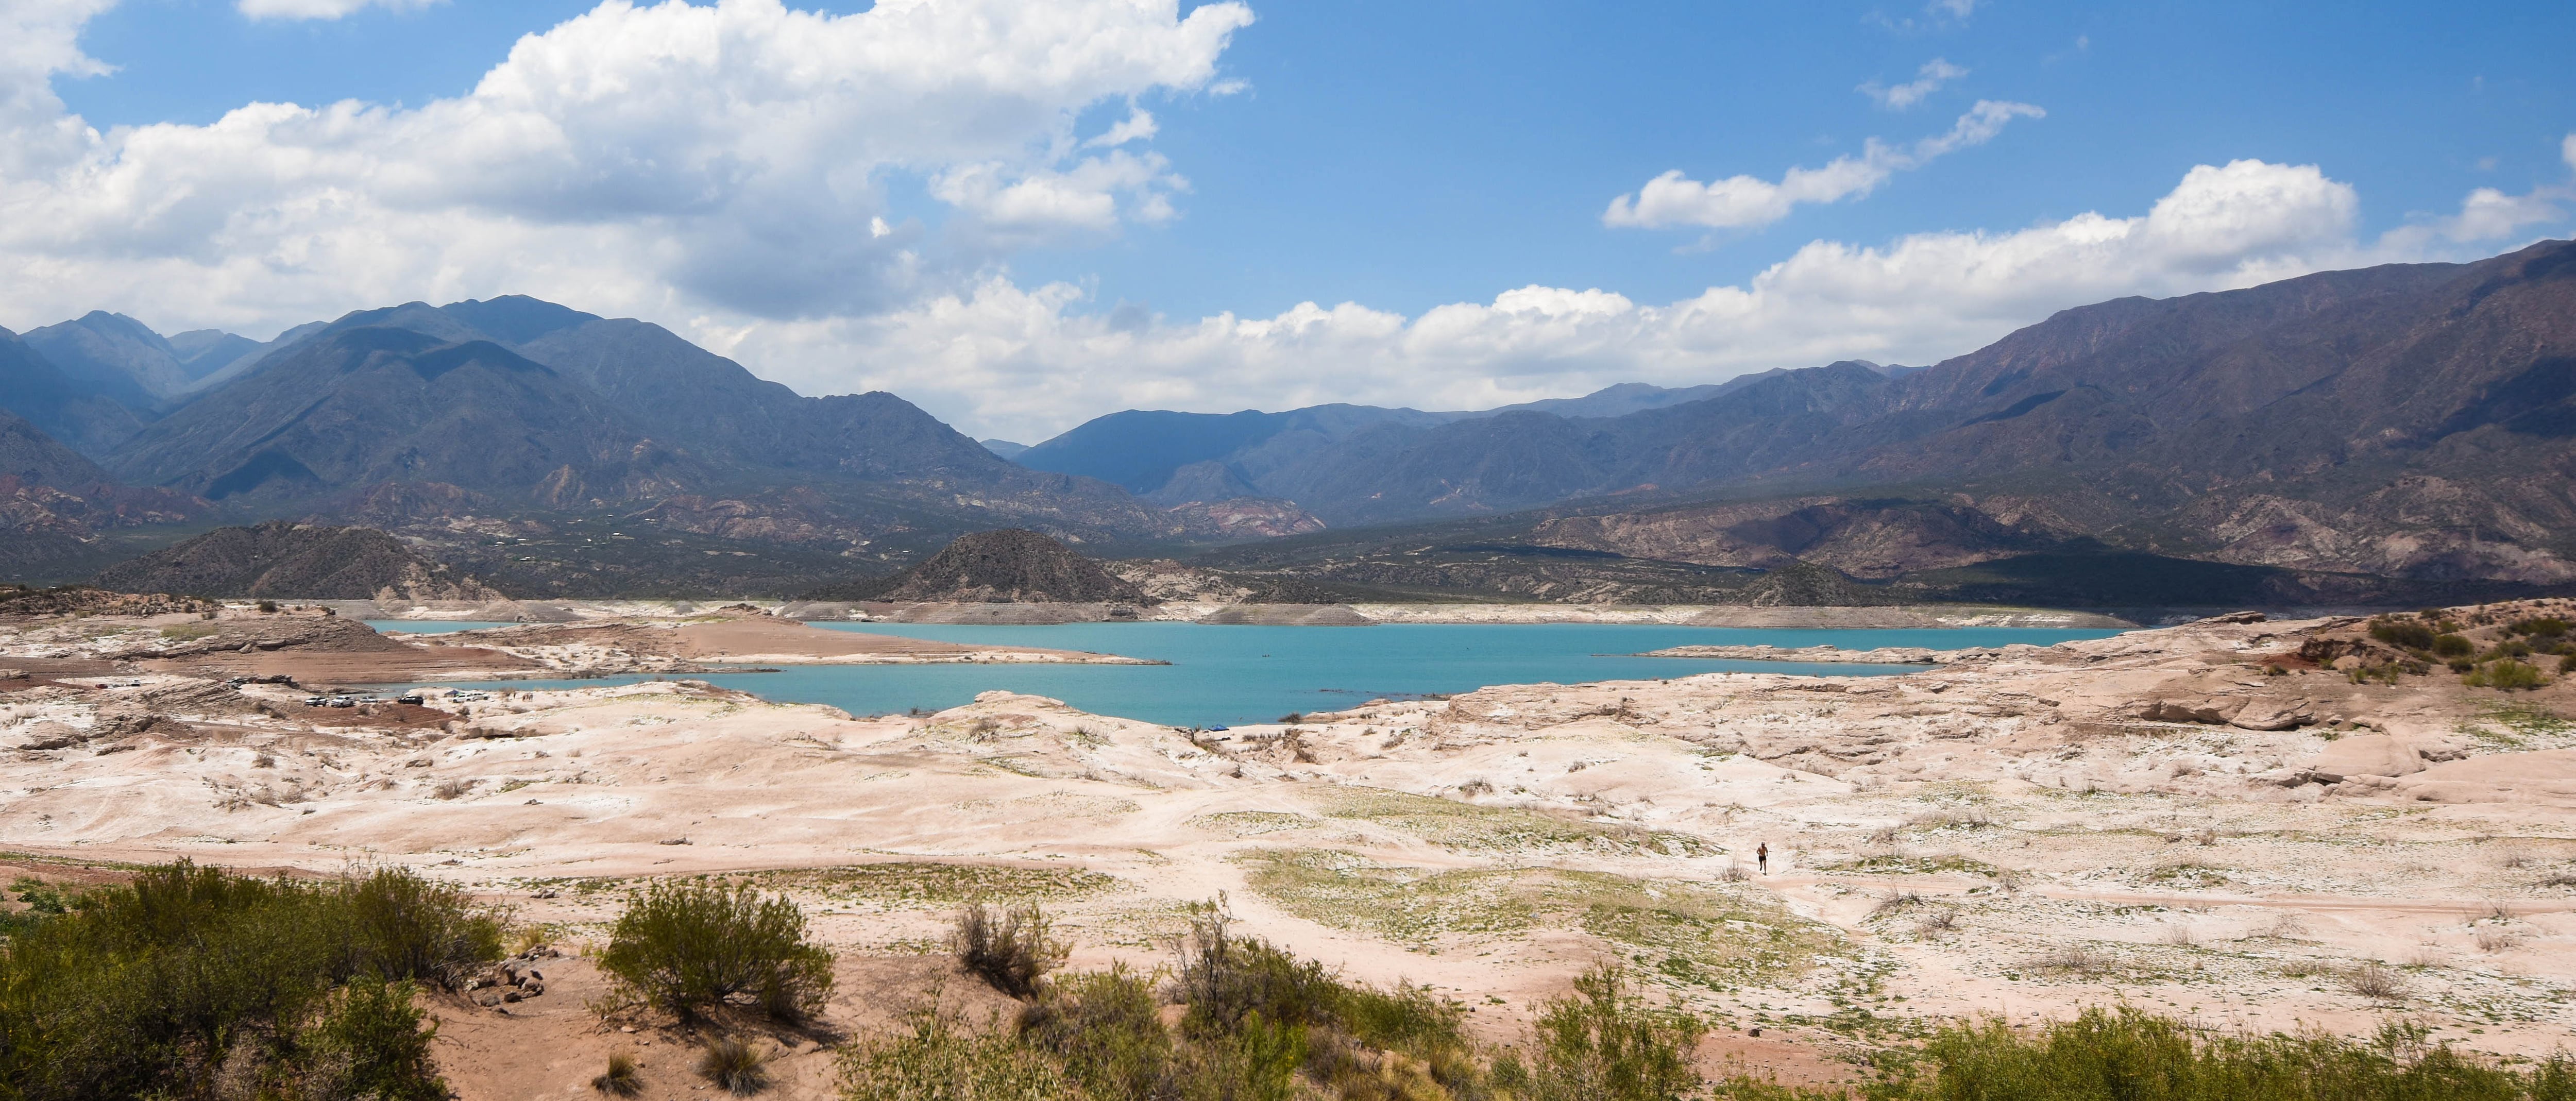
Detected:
[1756,842,1769,874]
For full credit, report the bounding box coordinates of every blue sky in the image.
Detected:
[13,0,2575,438]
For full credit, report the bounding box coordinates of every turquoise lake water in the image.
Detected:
[367,620,2122,728]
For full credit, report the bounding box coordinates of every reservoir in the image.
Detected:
[370,620,2123,728]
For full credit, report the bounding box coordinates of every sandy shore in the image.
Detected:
[5,598,2573,1095]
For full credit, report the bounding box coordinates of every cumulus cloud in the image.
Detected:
[1859,58,1965,109]
[236,0,440,20]
[1603,99,2042,232]
[0,0,1252,329]
[733,158,2510,442]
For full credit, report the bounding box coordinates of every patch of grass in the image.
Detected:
[2140,860,2230,888]
[596,881,834,1023]
[1306,787,1710,855]
[2466,701,2575,751]
[1189,810,1323,836]
[953,902,1068,1001]
[1234,850,1843,985]
[1814,852,2004,877]
[592,1051,642,1096]
[739,862,1118,907]
[699,1037,770,1095]
[1234,849,1539,946]
[156,623,219,641]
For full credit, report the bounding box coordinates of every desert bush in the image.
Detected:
[598,881,835,1022]
[1878,1007,2567,1100]
[296,975,447,1101]
[1021,965,1178,1099]
[2032,943,2114,975]
[2434,633,2476,657]
[1174,904,1343,1039]
[2465,660,2547,690]
[1496,964,1702,1101]
[0,860,491,1099]
[594,1050,644,1096]
[700,1036,771,1095]
[2370,620,2437,650]
[2509,617,2571,637]
[2344,961,2408,1001]
[841,1006,1073,1101]
[954,902,1068,1001]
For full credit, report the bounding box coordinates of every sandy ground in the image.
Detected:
[4,599,2574,1094]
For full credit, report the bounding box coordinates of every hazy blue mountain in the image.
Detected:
[20,312,180,409]
[1013,404,1453,496]
[165,330,261,382]
[0,408,109,488]
[981,439,1029,458]
[0,326,145,456]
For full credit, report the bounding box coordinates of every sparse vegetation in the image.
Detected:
[1879,1008,2573,1100]
[954,902,1069,1001]
[2344,960,2409,1001]
[0,861,496,1099]
[597,880,835,1022]
[2465,659,2548,690]
[593,1050,644,1096]
[700,1036,771,1095]
[1495,964,1704,1101]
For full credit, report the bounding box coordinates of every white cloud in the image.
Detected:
[2373,132,2575,253]
[236,0,440,21]
[1859,58,1965,109]
[0,0,1252,329]
[1084,106,1158,148]
[1603,99,2043,231]
[728,158,2495,442]
[1929,0,1976,17]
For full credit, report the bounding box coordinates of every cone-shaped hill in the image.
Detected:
[812,529,1149,604]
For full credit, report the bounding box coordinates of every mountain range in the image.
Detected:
[3,238,2571,601]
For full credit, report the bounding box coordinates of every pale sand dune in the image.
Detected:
[4,599,2574,1093]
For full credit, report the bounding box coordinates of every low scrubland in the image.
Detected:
[0,860,500,1100]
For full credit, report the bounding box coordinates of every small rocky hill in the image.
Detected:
[810,529,1149,604]
[92,521,502,601]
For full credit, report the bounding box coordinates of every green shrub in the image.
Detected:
[2509,617,2571,638]
[0,860,492,1099]
[1021,964,1177,1099]
[2370,620,2437,650]
[2434,633,2476,657]
[296,975,448,1101]
[1174,904,1342,1039]
[1502,964,1703,1101]
[1881,1007,2571,1100]
[841,1006,1073,1101]
[2465,660,2547,691]
[954,902,1067,1001]
[598,881,835,1023]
